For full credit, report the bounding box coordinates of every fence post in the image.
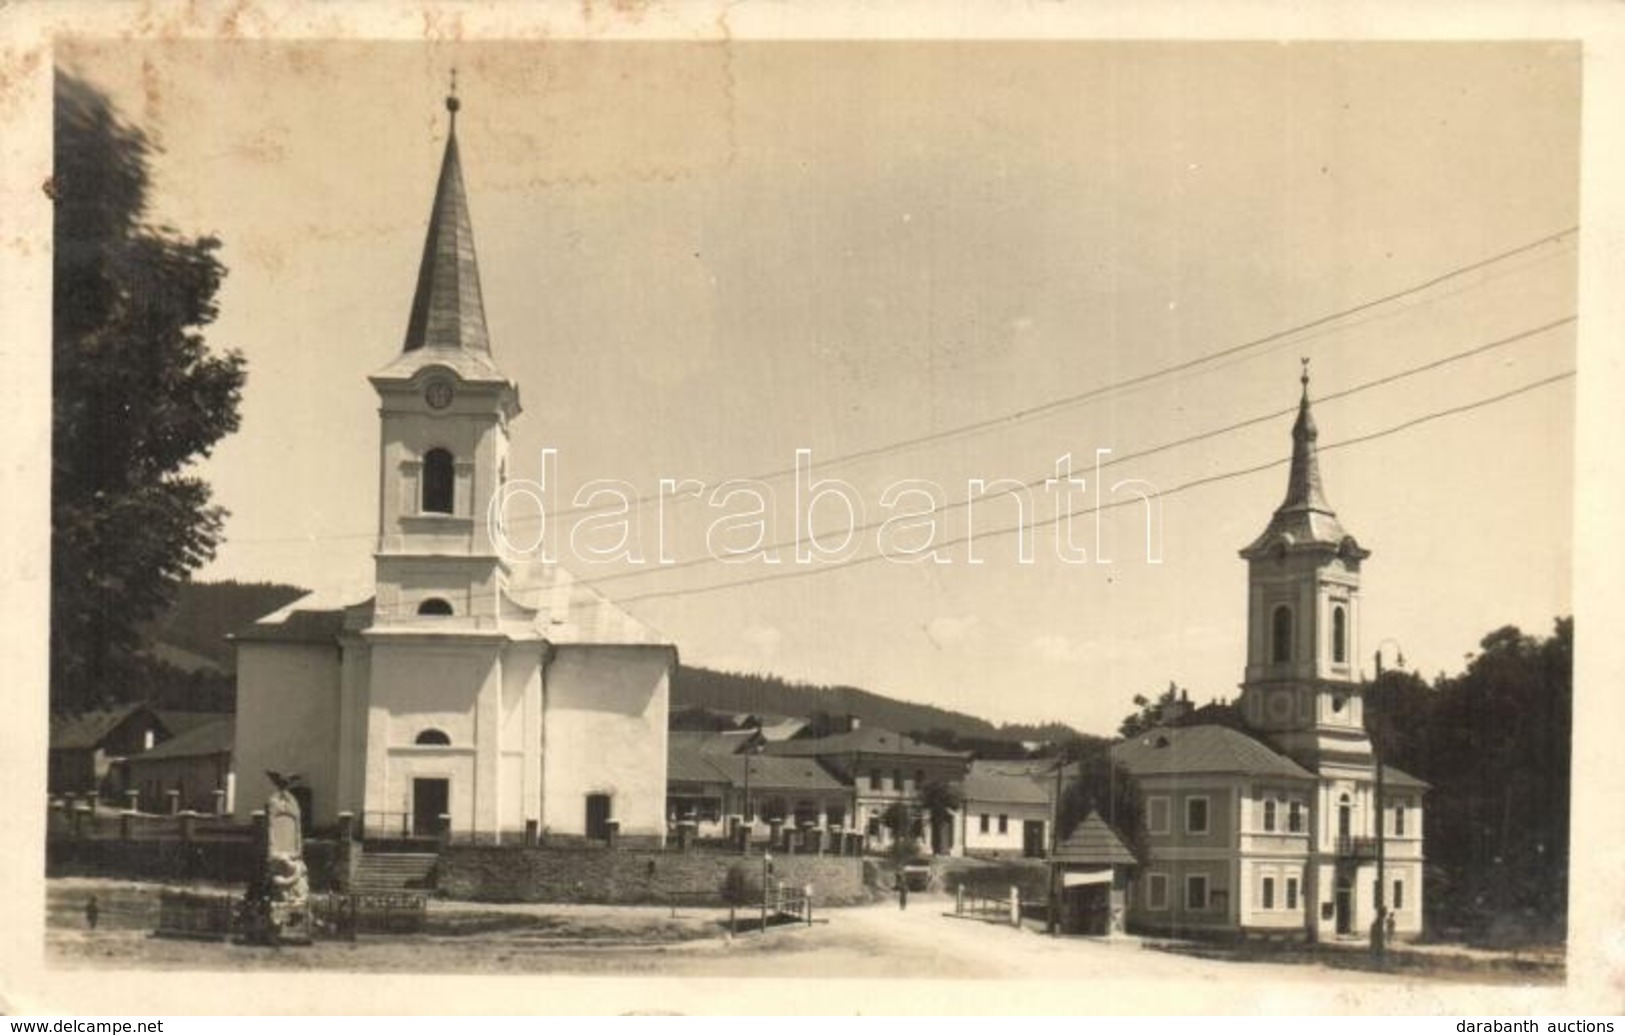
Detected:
[72,800,90,840]
[120,809,135,841]
[956,885,964,915]
[125,789,140,814]
[525,819,538,847]
[180,810,197,843]
[437,813,452,848]
[605,819,620,850]
[213,788,227,817]
[1010,885,1021,928]
[166,789,180,816]
[805,883,813,927]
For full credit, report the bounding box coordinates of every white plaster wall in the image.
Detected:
[963,802,1047,853]
[233,641,342,824]
[540,645,671,840]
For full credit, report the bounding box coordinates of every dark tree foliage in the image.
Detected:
[1373,618,1573,942]
[1054,740,1147,864]
[51,72,245,713]
[916,779,964,855]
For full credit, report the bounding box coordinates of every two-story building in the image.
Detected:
[761,722,972,855]
[1113,366,1427,942]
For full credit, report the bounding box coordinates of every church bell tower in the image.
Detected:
[367,84,521,626]
[1238,362,1373,768]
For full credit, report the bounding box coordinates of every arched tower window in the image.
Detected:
[1332,605,1348,664]
[417,598,453,616]
[422,448,455,514]
[1337,793,1352,839]
[1271,605,1293,664]
[415,729,451,746]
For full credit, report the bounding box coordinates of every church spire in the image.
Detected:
[402,75,491,354]
[1281,357,1332,514]
[1240,360,1364,558]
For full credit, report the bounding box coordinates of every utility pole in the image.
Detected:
[1370,646,1395,963]
[1047,747,1067,936]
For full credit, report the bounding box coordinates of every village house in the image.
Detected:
[1112,367,1427,942]
[760,721,972,855]
[231,89,674,845]
[122,716,236,815]
[959,759,1052,858]
[48,703,170,798]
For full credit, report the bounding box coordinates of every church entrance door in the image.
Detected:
[1334,875,1354,935]
[586,793,613,841]
[413,778,449,838]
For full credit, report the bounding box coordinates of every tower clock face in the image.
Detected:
[1267,690,1295,722]
[425,379,454,410]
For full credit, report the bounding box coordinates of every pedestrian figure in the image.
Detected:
[84,895,99,931]
[896,874,908,911]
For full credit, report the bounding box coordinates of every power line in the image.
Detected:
[223,227,1576,547]
[537,226,1576,521]
[604,370,1575,606]
[563,315,1575,586]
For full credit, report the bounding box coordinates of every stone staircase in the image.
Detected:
[349,850,439,895]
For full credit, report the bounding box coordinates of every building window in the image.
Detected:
[1286,876,1299,910]
[914,769,924,789]
[1288,801,1304,833]
[1147,796,1170,835]
[1185,796,1210,835]
[1262,876,1276,910]
[979,813,989,834]
[1263,799,1277,832]
[1332,604,1348,664]
[1395,803,1407,836]
[1147,873,1169,910]
[869,771,881,791]
[415,729,450,746]
[1393,879,1405,911]
[1186,874,1209,911]
[892,769,903,792]
[1338,793,1352,839]
[422,448,455,514]
[417,598,453,616]
[998,814,1009,835]
[1271,604,1293,663]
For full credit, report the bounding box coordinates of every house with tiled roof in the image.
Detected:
[1111,366,1427,943]
[231,88,675,846]
[124,716,236,814]
[762,720,972,854]
[960,759,1053,858]
[48,703,171,798]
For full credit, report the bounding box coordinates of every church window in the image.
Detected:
[1332,605,1348,664]
[417,598,453,616]
[1395,803,1407,836]
[1261,876,1276,909]
[415,729,450,746]
[1263,799,1277,832]
[1271,605,1293,663]
[422,448,455,514]
[1393,879,1404,910]
[1147,796,1170,834]
[869,770,882,791]
[1337,793,1352,839]
[1286,876,1299,909]
[1185,796,1210,835]
[1147,873,1168,910]
[1186,874,1209,910]
[1288,801,1304,833]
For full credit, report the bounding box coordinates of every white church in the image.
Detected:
[232,90,674,845]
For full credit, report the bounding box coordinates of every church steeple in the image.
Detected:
[1240,360,1364,561]
[402,79,491,355]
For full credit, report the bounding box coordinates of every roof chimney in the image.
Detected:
[846,714,861,732]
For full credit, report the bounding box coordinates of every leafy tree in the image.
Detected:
[915,779,963,855]
[719,862,756,935]
[1054,740,1147,864]
[51,72,245,714]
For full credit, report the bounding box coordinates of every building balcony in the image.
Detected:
[1334,835,1381,860]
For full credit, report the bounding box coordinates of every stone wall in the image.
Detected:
[46,836,341,890]
[437,845,868,906]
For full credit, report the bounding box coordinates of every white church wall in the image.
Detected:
[233,641,342,825]
[540,645,671,841]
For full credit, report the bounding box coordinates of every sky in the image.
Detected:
[61,40,1578,735]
